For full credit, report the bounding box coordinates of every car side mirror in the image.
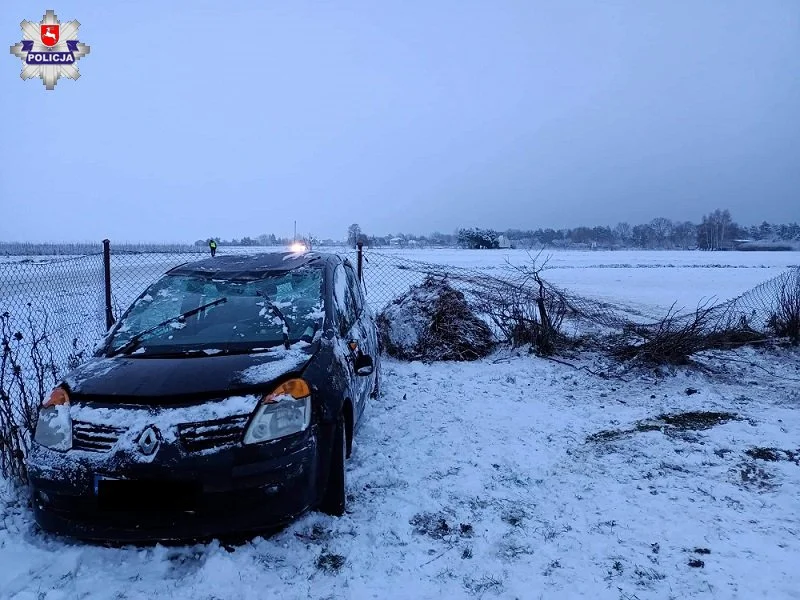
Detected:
[354,353,374,376]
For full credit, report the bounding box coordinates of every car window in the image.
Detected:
[108,267,325,353]
[344,263,364,315]
[334,264,357,335]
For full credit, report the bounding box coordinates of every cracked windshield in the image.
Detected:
[109,267,324,354]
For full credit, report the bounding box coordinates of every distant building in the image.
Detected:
[497,235,512,249]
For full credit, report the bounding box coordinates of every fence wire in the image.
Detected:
[108,250,207,320]
[356,250,800,345]
[1,246,798,393]
[0,255,106,378]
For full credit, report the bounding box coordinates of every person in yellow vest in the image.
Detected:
[209,238,217,257]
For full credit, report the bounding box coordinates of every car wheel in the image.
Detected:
[371,358,381,398]
[320,414,346,516]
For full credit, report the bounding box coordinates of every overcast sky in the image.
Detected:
[1,1,798,243]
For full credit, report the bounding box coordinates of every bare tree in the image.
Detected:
[650,217,673,248]
[347,224,362,248]
[614,222,632,245]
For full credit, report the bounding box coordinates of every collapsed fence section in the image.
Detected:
[357,249,800,359]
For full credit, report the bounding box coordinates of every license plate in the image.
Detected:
[95,476,200,511]
[93,474,122,495]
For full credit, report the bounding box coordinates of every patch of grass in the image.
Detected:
[294,523,332,543]
[498,540,535,560]
[501,507,527,528]
[588,411,740,443]
[316,551,346,574]
[464,574,504,596]
[539,521,573,541]
[588,423,661,442]
[688,559,705,568]
[738,463,777,491]
[746,447,799,464]
[634,566,666,586]
[543,560,562,576]
[429,466,461,480]
[410,512,452,540]
[657,411,738,431]
[410,512,474,542]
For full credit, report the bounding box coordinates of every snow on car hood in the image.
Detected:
[236,343,314,385]
[63,344,317,404]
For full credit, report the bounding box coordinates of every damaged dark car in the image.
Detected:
[27,251,380,542]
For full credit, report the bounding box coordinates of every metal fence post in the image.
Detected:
[356,241,363,281]
[102,239,114,330]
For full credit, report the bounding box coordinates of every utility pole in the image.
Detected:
[294,220,297,243]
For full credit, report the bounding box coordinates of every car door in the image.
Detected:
[345,262,378,372]
[333,264,365,418]
[345,262,379,414]
[333,263,374,420]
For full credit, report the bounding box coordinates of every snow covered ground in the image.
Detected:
[1,344,799,600]
[1,248,799,599]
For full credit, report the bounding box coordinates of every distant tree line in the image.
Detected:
[348,210,800,250]
[193,233,337,249]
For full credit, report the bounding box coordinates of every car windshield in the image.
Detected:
[106,266,324,355]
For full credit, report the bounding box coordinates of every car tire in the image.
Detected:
[320,414,346,517]
[371,358,381,398]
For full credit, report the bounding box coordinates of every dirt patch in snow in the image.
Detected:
[745,447,800,464]
[588,410,740,442]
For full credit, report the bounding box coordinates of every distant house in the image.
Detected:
[497,235,512,249]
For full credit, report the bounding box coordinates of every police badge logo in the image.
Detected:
[9,10,90,90]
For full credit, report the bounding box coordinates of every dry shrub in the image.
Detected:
[0,309,60,484]
[472,280,569,355]
[467,253,570,355]
[613,301,766,365]
[378,277,494,361]
[767,270,800,343]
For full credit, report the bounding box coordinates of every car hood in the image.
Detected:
[63,344,317,405]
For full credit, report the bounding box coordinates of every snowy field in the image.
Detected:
[1,248,799,599]
[360,248,799,319]
[1,346,799,599]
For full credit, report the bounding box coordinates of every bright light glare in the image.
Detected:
[289,242,307,252]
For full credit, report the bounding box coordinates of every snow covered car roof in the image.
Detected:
[167,252,335,280]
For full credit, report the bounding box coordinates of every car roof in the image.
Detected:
[166,251,340,280]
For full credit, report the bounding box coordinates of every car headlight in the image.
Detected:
[243,378,312,445]
[33,387,72,451]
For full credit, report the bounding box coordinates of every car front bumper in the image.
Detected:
[27,427,323,543]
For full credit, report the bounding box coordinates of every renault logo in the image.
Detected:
[137,426,160,456]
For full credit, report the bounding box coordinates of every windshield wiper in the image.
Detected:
[109,297,228,357]
[257,292,291,349]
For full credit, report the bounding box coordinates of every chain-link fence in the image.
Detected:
[107,250,207,321]
[0,255,107,375]
[355,249,800,352]
[2,244,799,385]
